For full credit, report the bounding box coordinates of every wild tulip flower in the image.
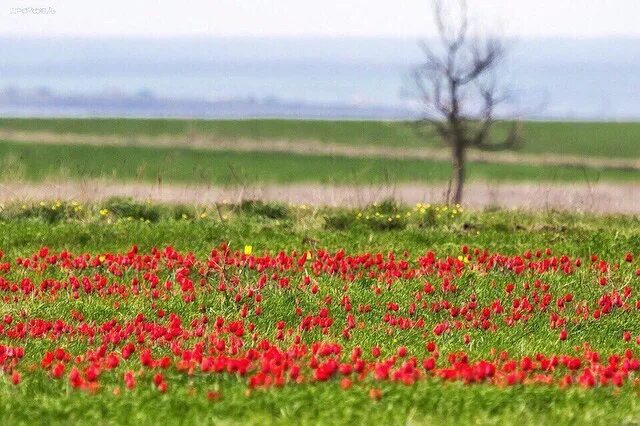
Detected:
[153,373,164,387]
[69,367,83,389]
[207,391,221,401]
[51,362,65,379]
[124,371,136,389]
[340,378,352,390]
[559,329,568,341]
[369,388,382,400]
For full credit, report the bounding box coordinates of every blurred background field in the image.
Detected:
[1,118,640,188]
[3,117,640,157]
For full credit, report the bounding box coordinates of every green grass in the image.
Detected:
[0,199,637,265]
[2,118,640,158]
[1,140,638,185]
[1,204,640,424]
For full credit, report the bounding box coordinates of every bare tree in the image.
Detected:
[413,0,520,204]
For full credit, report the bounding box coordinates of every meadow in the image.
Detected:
[1,199,640,424]
[1,118,640,186]
[1,118,640,424]
[1,140,638,186]
[3,118,640,159]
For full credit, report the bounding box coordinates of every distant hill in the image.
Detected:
[1,36,639,119]
[0,88,413,119]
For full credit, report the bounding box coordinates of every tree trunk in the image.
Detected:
[451,144,465,205]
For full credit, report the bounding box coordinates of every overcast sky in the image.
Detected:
[2,0,640,39]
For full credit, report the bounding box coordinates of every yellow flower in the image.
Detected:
[99,208,109,216]
[244,245,253,255]
[200,212,207,219]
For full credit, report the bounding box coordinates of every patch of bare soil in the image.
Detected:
[1,181,639,213]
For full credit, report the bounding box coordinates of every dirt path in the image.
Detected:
[1,181,639,213]
[2,129,640,171]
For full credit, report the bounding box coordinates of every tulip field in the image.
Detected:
[1,200,640,424]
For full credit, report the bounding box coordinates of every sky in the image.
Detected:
[2,0,640,39]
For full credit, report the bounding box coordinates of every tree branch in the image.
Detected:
[475,121,522,151]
